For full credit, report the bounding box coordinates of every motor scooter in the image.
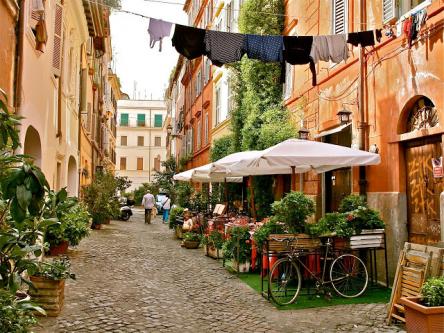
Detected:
[119,198,134,221]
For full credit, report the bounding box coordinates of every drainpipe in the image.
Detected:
[358,0,367,196]
[78,65,88,196]
[14,0,25,112]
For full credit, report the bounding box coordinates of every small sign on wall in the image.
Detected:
[431,157,443,178]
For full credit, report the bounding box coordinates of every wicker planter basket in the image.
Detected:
[48,241,69,256]
[267,234,321,253]
[29,276,65,317]
[183,240,200,249]
[401,296,444,333]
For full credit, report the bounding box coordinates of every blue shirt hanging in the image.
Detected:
[244,35,284,62]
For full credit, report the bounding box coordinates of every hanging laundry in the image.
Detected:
[148,18,172,52]
[35,15,48,53]
[416,9,427,30]
[347,30,381,47]
[204,30,245,67]
[283,36,317,86]
[403,16,413,40]
[172,24,206,60]
[310,34,349,64]
[409,13,419,48]
[243,34,284,62]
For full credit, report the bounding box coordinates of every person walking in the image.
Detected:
[161,194,171,224]
[141,190,155,224]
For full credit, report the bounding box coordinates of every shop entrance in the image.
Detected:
[324,126,352,213]
[405,136,443,245]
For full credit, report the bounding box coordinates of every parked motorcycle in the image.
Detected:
[119,198,134,221]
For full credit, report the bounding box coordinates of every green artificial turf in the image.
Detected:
[237,272,392,310]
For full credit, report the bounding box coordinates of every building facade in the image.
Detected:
[285,0,444,276]
[115,100,168,192]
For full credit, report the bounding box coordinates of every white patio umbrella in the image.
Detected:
[173,164,243,183]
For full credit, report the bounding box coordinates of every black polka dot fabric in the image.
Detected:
[244,35,284,62]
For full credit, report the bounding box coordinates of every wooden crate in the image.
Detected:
[267,234,320,252]
[350,232,384,249]
[29,276,65,317]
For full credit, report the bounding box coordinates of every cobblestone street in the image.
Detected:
[36,209,405,333]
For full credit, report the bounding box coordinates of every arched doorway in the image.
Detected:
[403,96,442,245]
[67,156,78,196]
[23,126,42,168]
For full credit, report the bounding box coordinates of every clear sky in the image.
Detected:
[110,0,187,100]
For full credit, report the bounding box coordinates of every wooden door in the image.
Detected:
[405,137,443,245]
[325,168,351,212]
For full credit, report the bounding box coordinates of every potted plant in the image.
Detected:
[0,289,45,332]
[202,230,224,259]
[402,277,444,333]
[223,226,252,272]
[182,232,201,249]
[29,257,75,317]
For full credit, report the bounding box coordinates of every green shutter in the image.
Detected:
[120,113,128,126]
[137,114,146,126]
[154,114,163,127]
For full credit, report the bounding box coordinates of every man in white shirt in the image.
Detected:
[161,194,171,224]
[141,190,155,224]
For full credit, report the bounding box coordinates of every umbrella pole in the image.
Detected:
[224,178,229,212]
[249,176,257,221]
[291,166,296,191]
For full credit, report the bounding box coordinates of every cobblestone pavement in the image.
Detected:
[36,209,405,333]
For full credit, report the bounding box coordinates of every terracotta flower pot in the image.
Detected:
[401,296,444,333]
[29,276,65,317]
[91,223,102,230]
[49,241,69,256]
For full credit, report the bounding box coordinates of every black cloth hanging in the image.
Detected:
[347,29,382,47]
[283,36,317,86]
[172,24,206,60]
[204,30,245,67]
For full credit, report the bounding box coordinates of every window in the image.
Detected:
[154,114,163,127]
[197,119,201,149]
[284,63,293,99]
[137,114,146,127]
[120,113,129,126]
[154,156,161,172]
[195,70,202,97]
[227,78,234,115]
[204,58,211,85]
[120,157,126,170]
[155,136,161,147]
[137,157,143,171]
[204,113,209,144]
[332,0,348,34]
[226,2,234,32]
[52,1,63,77]
[215,83,221,125]
[383,0,429,23]
[121,136,127,146]
[137,136,144,146]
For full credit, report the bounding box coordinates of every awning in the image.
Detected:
[313,123,351,139]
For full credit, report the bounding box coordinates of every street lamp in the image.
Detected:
[337,108,352,124]
[166,124,173,135]
[298,127,310,140]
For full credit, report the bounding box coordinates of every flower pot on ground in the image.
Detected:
[29,257,75,317]
[182,232,202,249]
[402,277,444,333]
[202,230,224,259]
[233,260,250,273]
[48,240,69,256]
[222,226,252,266]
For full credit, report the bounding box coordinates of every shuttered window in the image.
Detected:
[382,0,398,23]
[137,114,145,127]
[154,136,161,147]
[121,136,127,146]
[120,113,128,126]
[154,114,163,127]
[137,157,143,171]
[52,2,63,77]
[137,136,144,146]
[332,0,348,34]
[30,0,44,30]
[120,157,126,170]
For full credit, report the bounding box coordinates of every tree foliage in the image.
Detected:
[210,135,235,162]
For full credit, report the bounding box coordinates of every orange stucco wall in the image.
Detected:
[0,2,17,106]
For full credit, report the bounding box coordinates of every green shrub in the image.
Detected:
[308,212,353,238]
[338,194,367,213]
[169,206,184,229]
[253,220,285,252]
[33,257,75,281]
[271,191,315,233]
[223,226,251,263]
[208,230,225,249]
[183,232,201,242]
[421,277,444,307]
[0,290,44,332]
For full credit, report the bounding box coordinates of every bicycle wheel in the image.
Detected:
[268,258,302,305]
[330,254,368,298]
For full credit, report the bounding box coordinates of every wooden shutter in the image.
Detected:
[137,114,145,127]
[120,157,126,170]
[137,136,144,146]
[332,0,347,34]
[154,114,163,127]
[120,113,128,126]
[52,1,63,77]
[137,158,143,171]
[382,0,398,23]
[155,136,161,147]
[121,136,127,146]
